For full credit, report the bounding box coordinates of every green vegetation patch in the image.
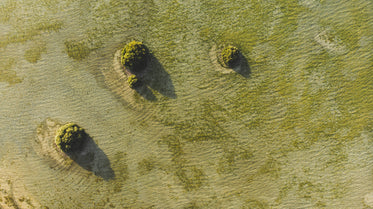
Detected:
[160,99,232,143]
[64,40,91,60]
[0,21,62,48]
[127,74,140,88]
[221,45,240,67]
[244,199,268,209]
[121,41,149,72]
[175,166,205,191]
[217,147,254,174]
[0,58,22,85]
[0,0,17,23]
[159,135,206,191]
[111,151,128,193]
[24,42,47,63]
[259,157,281,178]
[138,158,156,175]
[55,123,87,153]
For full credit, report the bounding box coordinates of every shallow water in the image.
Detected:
[0,0,372,208]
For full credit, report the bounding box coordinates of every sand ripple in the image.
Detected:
[34,118,74,170]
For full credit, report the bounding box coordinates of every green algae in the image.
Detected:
[0,21,62,48]
[159,99,232,143]
[217,147,254,174]
[159,135,206,190]
[258,157,281,178]
[0,58,22,85]
[0,0,372,207]
[64,40,91,60]
[138,158,156,175]
[24,42,47,63]
[244,199,269,209]
[0,0,17,23]
[111,152,128,193]
[175,166,205,191]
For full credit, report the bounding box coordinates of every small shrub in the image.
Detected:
[221,45,240,67]
[121,41,149,72]
[127,74,140,88]
[55,123,87,153]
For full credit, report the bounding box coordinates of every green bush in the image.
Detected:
[55,123,87,153]
[221,46,240,67]
[121,41,149,72]
[127,74,140,88]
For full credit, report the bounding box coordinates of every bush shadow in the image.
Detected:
[233,53,251,78]
[67,135,115,181]
[133,83,157,101]
[140,53,176,99]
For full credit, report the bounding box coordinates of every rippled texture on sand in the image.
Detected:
[0,0,372,208]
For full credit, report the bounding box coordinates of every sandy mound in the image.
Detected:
[34,118,115,180]
[209,45,250,78]
[100,49,149,110]
[34,118,74,169]
[209,45,236,74]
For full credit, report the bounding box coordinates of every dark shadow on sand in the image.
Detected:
[233,53,251,78]
[66,135,115,181]
[134,84,157,101]
[133,53,176,100]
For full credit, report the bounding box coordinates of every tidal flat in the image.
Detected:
[0,0,372,208]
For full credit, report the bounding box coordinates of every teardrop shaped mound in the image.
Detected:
[34,118,74,169]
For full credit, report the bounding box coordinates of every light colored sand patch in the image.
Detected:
[364,192,373,207]
[314,30,347,54]
[308,70,327,93]
[299,0,320,9]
